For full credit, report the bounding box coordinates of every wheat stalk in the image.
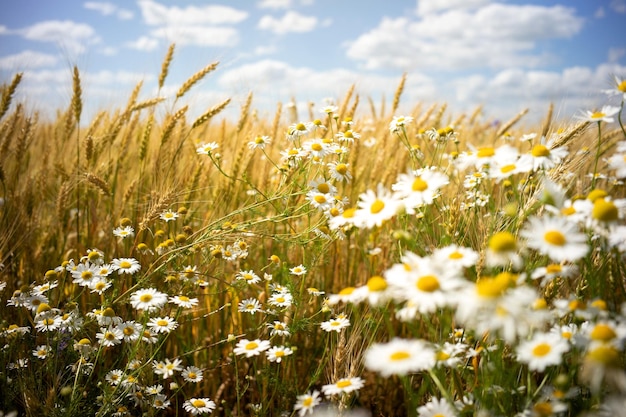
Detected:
[84,135,93,162]
[271,102,282,140]
[131,97,165,113]
[191,98,231,130]
[0,72,23,121]
[337,84,355,122]
[71,66,82,123]
[391,72,407,116]
[176,62,219,100]
[56,181,71,226]
[496,108,528,137]
[85,172,111,196]
[236,92,253,133]
[139,114,154,161]
[541,102,554,138]
[161,105,188,145]
[158,43,175,90]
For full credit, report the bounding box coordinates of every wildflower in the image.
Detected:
[266,345,294,363]
[248,135,271,150]
[113,225,134,239]
[307,287,325,296]
[364,338,436,376]
[576,105,620,123]
[234,338,271,357]
[485,231,523,268]
[235,269,261,285]
[321,376,365,397]
[608,151,626,178]
[389,115,414,133]
[106,369,124,385]
[603,75,626,99]
[152,357,183,379]
[24,293,49,313]
[32,345,51,359]
[417,397,458,417]
[32,280,58,295]
[327,161,352,183]
[141,329,159,344]
[294,390,321,416]
[353,184,403,229]
[520,216,589,262]
[321,314,351,332]
[71,262,101,287]
[182,366,204,383]
[392,168,449,213]
[158,210,178,223]
[516,332,570,372]
[169,295,199,309]
[287,122,313,139]
[267,321,290,337]
[303,138,331,159]
[152,394,170,410]
[290,264,307,276]
[321,105,338,115]
[89,277,112,295]
[432,245,479,270]
[147,316,178,334]
[306,190,334,211]
[183,398,216,415]
[524,138,569,171]
[130,288,168,312]
[34,314,62,332]
[280,147,307,166]
[238,298,262,314]
[531,263,578,287]
[488,147,533,181]
[97,326,124,347]
[112,257,141,275]
[196,142,219,155]
[335,129,360,143]
[117,321,142,342]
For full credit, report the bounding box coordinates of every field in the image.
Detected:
[1,49,626,417]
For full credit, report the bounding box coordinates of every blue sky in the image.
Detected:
[1,0,625,125]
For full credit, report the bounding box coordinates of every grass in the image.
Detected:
[0,49,626,417]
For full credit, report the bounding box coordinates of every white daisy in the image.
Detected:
[183,398,216,415]
[112,257,141,275]
[520,215,589,262]
[364,338,436,376]
[130,288,168,312]
[516,331,570,372]
[233,339,271,358]
[321,377,364,397]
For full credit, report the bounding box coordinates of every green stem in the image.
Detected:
[591,121,603,189]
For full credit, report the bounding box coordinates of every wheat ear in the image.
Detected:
[0,72,23,121]
[191,98,231,130]
[176,62,219,99]
[391,72,407,116]
[497,108,528,137]
[158,44,175,90]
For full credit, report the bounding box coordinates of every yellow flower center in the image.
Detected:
[296,123,306,131]
[339,287,355,295]
[316,183,330,193]
[531,144,550,157]
[303,397,313,407]
[532,343,551,357]
[488,231,517,252]
[370,199,385,214]
[81,271,93,280]
[592,199,618,222]
[533,402,553,417]
[448,251,464,260]
[192,399,206,408]
[342,208,356,218]
[477,147,495,158]
[587,345,621,366]
[412,177,428,191]
[139,294,153,303]
[275,297,285,303]
[105,332,116,341]
[336,380,352,389]
[119,261,132,269]
[546,264,562,274]
[436,351,451,361]
[275,351,285,357]
[476,273,516,298]
[335,163,348,175]
[591,299,607,310]
[255,136,265,144]
[156,319,168,326]
[568,299,586,311]
[123,327,135,336]
[179,296,190,302]
[618,80,626,93]
[544,230,566,246]
[344,130,354,138]
[188,372,197,379]
[590,324,617,342]
[587,188,608,202]
[590,111,605,119]
[390,351,411,361]
[416,275,440,292]
[500,164,516,173]
[311,143,323,151]
[245,342,258,350]
[561,206,576,216]
[367,276,387,292]
[314,195,327,204]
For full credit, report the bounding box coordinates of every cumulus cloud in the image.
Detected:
[416,0,490,16]
[138,0,247,25]
[16,20,100,54]
[126,36,159,51]
[149,26,239,47]
[258,0,292,9]
[347,3,584,71]
[0,50,58,70]
[258,11,318,34]
[611,0,626,13]
[84,2,134,20]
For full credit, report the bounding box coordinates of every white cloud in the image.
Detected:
[17,20,100,54]
[138,0,248,25]
[608,47,626,63]
[126,36,160,51]
[258,11,318,34]
[150,26,239,47]
[0,50,58,70]
[611,0,626,13]
[254,45,278,56]
[347,3,583,71]
[416,0,490,16]
[258,0,292,9]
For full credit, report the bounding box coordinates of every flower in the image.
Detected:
[389,115,414,133]
[364,338,436,376]
[71,262,101,287]
[233,339,271,357]
[576,105,620,123]
[248,135,271,150]
[524,138,569,171]
[182,366,204,383]
[34,315,62,332]
[303,138,332,159]
[96,326,124,347]
[32,344,51,359]
[117,321,142,342]
[266,345,294,363]
[238,298,262,314]
[392,168,449,213]
[267,321,291,337]
[603,75,626,99]
[516,331,570,372]
[152,357,183,379]
[196,142,219,155]
[287,122,313,140]
[321,376,365,397]
[183,398,216,415]
[290,264,307,276]
[235,269,261,284]
[130,288,168,312]
[608,150,626,178]
[159,209,179,222]
[321,314,351,332]
[335,129,360,143]
[417,397,458,417]
[294,390,321,416]
[113,225,134,239]
[268,292,293,308]
[169,295,199,309]
[520,215,589,262]
[112,257,141,275]
[353,183,403,229]
[147,316,178,333]
[327,161,352,183]
[152,394,170,410]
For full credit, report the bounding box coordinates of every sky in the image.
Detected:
[1,0,625,126]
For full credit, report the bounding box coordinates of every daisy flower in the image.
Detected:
[576,105,620,123]
[169,295,199,309]
[603,75,626,99]
[485,231,523,269]
[353,183,403,229]
[320,105,338,115]
[306,190,334,211]
[268,292,293,308]
[182,366,204,383]
[607,151,626,178]
[432,245,479,270]
[112,257,141,275]
[321,376,365,397]
[392,168,449,213]
[520,215,589,262]
[287,122,313,140]
[248,135,271,150]
[267,321,290,337]
[35,315,62,332]
[147,316,178,334]
[290,264,307,276]
[235,269,261,285]
[196,142,219,155]
[321,314,351,332]
[364,338,436,376]
[183,398,216,415]
[389,115,414,134]
[238,298,262,314]
[71,262,101,287]
[303,138,332,159]
[117,321,142,342]
[335,129,360,143]
[266,345,294,363]
[96,326,124,347]
[516,331,570,372]
[294,390,321,416]
[89,277,112,295]
[417,397,458,417]
[152,357,182,379]
[105,369,124,386]
[327,161,352,182]
[113,225,134,239]
[233,338,271,358]
[152,394,170,410]
[524,139,569,171]
[129,288,168,312]
[32,344,51,359]
[531,263,578,287]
